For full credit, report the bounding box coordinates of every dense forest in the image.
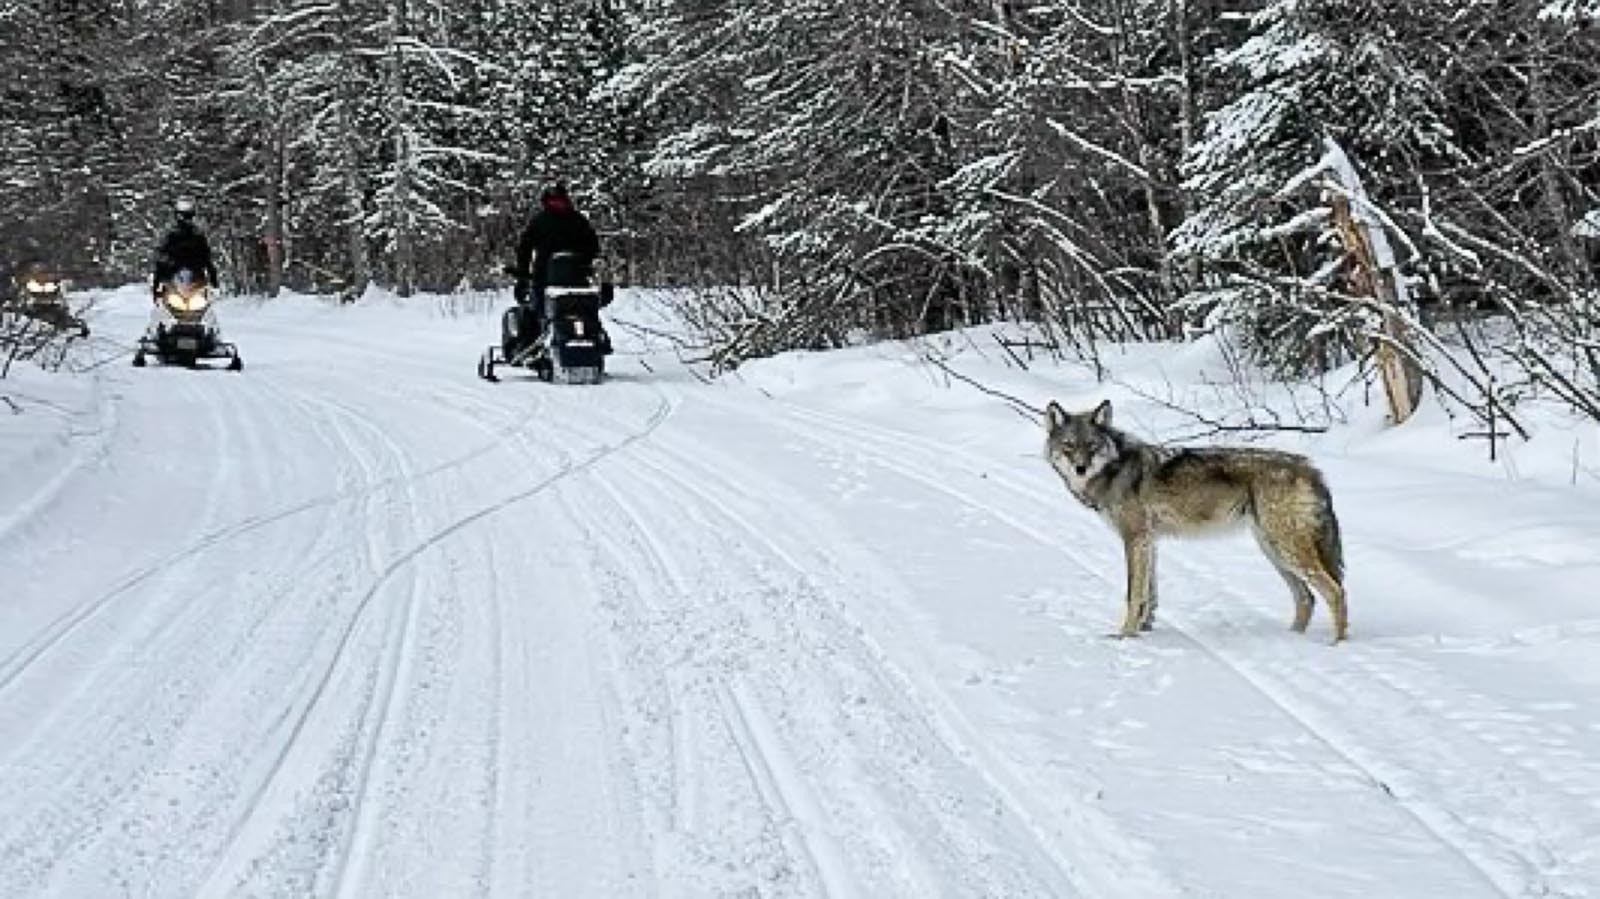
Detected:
[2,1,1597,417]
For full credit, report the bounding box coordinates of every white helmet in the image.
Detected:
[174,197,197,220]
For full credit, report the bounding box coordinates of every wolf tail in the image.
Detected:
[1313,477,1345,583]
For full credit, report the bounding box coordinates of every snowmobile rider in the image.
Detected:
[152,197,220,297]
[514,182,600,336]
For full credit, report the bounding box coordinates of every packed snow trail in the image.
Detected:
[1,287,1595,897]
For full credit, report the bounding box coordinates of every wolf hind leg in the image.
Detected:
[1139,577,1158,632]
[1275,566,1316,632]
[1255,525,1347,643]
[1304,568,1348,644]
[1252,521,1320,635]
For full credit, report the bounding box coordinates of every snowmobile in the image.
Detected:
[478,252,613,384]
[4,264,90,337]
[133,269,242,370]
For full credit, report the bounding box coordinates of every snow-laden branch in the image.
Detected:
[1417,175,1482,267]
[1574,209,1600,239]
[1045,119,1151,181]
[1277,137,1421,277]
[1511,115,1600,158]
[410,145,510,165]
[248,4,338,43]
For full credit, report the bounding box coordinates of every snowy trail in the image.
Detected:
[2,288,1595,897]
[697,381,1598,897]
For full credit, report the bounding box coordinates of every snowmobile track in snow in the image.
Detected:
[200,386,676,896]
[0,376,558,702]
[0,373,119,546]
[582,398,1121,897]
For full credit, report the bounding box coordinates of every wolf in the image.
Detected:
[1044,400,1348,643]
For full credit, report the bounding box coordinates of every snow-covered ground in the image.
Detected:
[2,285,1596,898]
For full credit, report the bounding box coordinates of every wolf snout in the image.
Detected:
[1074,464,1088,475]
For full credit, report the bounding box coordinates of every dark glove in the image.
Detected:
[514,279,529,303]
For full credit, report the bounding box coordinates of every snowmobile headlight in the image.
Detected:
[163,289,210,313]
[25,280,59,294]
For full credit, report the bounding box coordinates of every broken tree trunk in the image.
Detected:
[1320,139,1424,425]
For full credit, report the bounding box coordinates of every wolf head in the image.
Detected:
[1044,400,1119,496]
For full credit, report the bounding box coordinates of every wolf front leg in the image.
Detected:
[1120,531,1156,638]
[1141,568,1159,632]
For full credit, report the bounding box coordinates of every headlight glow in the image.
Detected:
[25,280,59,294]
[163,289,211,313]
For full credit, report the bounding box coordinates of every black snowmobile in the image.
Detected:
[133,269,242,370]
[4,263,90,338]
[478,252,613,384]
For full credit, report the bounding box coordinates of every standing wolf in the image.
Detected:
[1044,400,1348,643]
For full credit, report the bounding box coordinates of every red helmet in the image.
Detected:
[539,182,572,211]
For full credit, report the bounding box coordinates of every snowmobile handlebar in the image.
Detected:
[503,259,612,282]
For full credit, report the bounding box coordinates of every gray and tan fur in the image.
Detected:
[1044,400,1348,643]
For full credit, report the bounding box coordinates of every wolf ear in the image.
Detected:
[1045,401,1071,431]
[1090,400,1112,427]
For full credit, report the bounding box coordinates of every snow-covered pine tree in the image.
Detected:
[1172,0,1459,374]
[0,0,82,271]
[368,0,497,295]
[632,0,1007,362]
[0,0,174,280]
[947,0,1236,344]
[205,0,645,295]
[219,0,384,295]
[467,0,640,277]
[617,0,769,285]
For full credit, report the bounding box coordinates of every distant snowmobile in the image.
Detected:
[5,263,89,337]
[133,269,242,370]
[478,253,613,384]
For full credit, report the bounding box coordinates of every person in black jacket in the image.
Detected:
[152,197,220,296]
[514,182,599,335]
